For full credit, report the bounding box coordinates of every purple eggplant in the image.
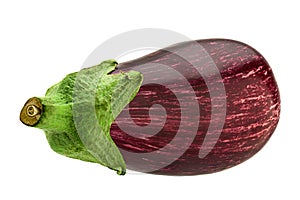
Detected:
[20,39,280,176]
[110,39,280,175]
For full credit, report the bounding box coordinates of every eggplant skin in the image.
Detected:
[110,39,280,175]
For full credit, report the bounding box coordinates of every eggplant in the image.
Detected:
[20,39,280,176]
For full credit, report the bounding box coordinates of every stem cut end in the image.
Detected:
[20,97,43,126]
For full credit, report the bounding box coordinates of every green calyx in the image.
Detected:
[20,60,143,175]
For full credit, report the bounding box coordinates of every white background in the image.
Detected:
[0,0,299,199]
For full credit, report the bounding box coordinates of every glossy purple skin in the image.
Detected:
[110,39,280,175]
